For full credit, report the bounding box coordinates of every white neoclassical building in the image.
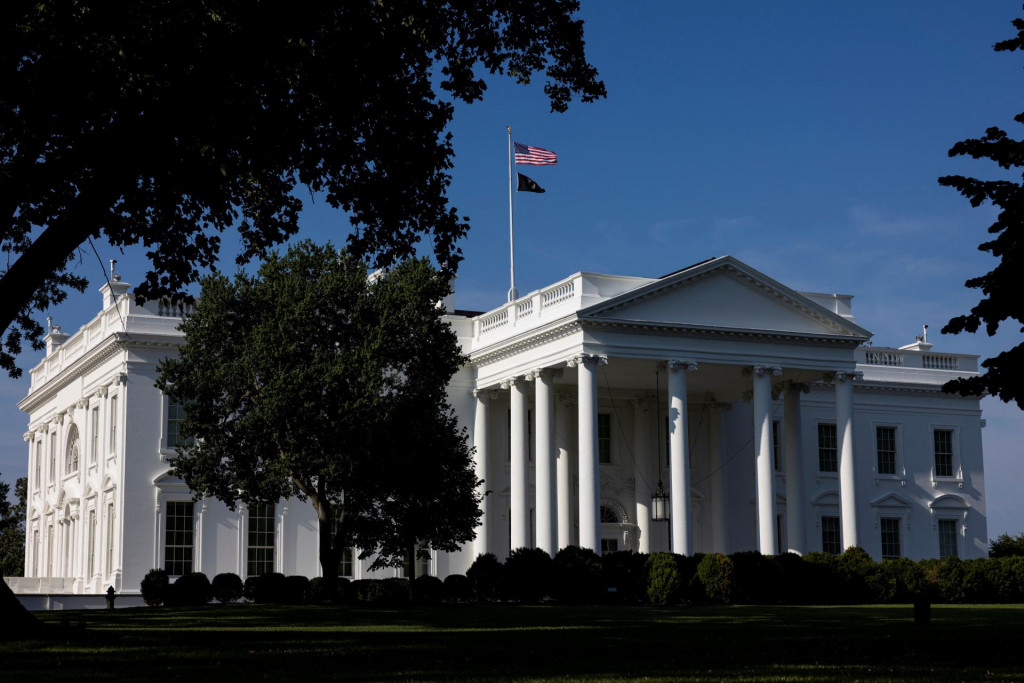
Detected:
[7,255,987,599]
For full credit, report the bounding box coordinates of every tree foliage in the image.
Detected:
[0,474,26,577]
[156,240,480,595]
[939,7,1024,407]
[0,0,605,377]
[989,532,1024,558]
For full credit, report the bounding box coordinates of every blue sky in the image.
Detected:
[2,2,1023,538]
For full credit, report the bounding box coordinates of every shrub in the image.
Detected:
[211,573,243,604]
[729,551,779,604]
[987,557,1024,602]
[308,576,351,603]
[932,556,966,603]
[284,575,310,604]
[442,574,474,603]
[774,552,814,604]
[351,578,409,605]
[168,572,211,607]
[646,553,682,605]
[553,545,604,605]
[599,550,646,605]
[504,547,554,604]
[413,575,444,604]
[244,572,287,603]
[467,553,505,602]
[801,552,843,604]
[698,553,735,604]
[141,569,170,607]
[870,559,925,604]
[383,577,411,605]
[598,548,643,602]
[836,546,876,604]
[962,559,996,603]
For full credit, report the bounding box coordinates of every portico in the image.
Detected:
[465,256,872,559]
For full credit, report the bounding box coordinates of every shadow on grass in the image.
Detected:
[3,604,1023,682]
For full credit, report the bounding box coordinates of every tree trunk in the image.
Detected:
[313,501,340,602]
[407,541,417,603]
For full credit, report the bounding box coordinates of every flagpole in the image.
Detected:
[507,125,518,302]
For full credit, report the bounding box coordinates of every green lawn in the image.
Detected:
[3,603,1023,681]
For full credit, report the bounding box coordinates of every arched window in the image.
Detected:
[600,505,620,524]
[65,424,80,475]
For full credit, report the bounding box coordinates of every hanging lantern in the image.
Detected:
[652,480,669,521]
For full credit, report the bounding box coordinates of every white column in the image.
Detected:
[532,370,556,556]
[472,389,491,558]
[572,354,606,554]
[835,371,860,549]
[555,392,574,550]
[709,402,728,552]
[784,384,807,554]
[632,397,653,554]
[667,360,697,556]
[507,376,530,550]
[753,365,780,555]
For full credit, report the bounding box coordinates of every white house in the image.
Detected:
[7,255,987,599]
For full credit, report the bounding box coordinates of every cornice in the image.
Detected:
[18,335,127,414]
[578,316,867,347]
[469,317,582,367]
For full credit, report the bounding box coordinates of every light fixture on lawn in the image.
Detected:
[652,480,669,521]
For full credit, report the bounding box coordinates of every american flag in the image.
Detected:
[514,142,557,166]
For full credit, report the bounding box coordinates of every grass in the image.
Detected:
[3,603,1024,681]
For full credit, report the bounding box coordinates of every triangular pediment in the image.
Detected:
[871,492,913,508]
[584,256,871,340]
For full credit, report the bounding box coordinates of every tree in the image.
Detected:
[0,474,26,577]
[989,532,1024,558]
[939,8,1024,407]
[0,1,605,378]
[156,240,479,598]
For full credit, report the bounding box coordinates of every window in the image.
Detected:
[821,516,841,555]
[403,547,432,577]
[166,400,193,448]
[601,538,619,553]
[938,519,959,559]
[876,426,897,475]
[598,413,612,464]
[417,551,431,578]
[90,407,100,464]
[65,424,80,475]
[880,517,901,559]
[772,421,782,471]
[934,429,954,477]
[600,505,620,524]
[88,509,97,577]
[109,395,118,454]
[107,502,116,574]
[339,547,354,577]
[165,501,194,576]
[817,424,837,473]
[247,503,276,576]
[49,432,56,483]
[47,524,54,576]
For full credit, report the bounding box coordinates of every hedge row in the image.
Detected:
[139,569,472,606]
[139,547,1024,607]
[465,547,1024,605]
